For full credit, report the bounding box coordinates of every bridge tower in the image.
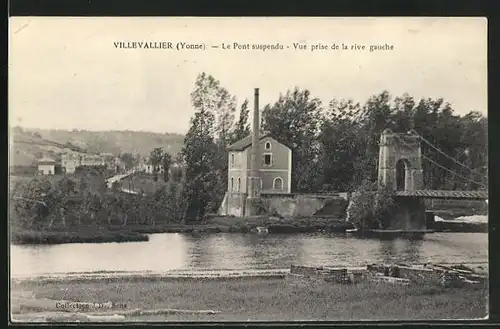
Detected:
[378,128,424,191]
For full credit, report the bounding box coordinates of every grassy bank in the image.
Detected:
[11,214,488,245]
[11,276,488,321]
[11,227,149,245]
[11,216,353,245]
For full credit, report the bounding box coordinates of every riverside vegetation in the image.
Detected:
[10,72,488,244]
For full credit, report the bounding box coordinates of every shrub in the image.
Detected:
[347,180,396,230]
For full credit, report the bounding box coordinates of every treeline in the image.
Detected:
[177,73,487,221]
[11,72,488,228]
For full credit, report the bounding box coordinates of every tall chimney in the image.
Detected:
[245,88,261,216]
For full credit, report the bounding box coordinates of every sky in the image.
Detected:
[9,17,487,134]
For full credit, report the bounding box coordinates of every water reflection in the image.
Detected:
[401,239,423,264]
[378,240,397,264]
[10,233,488,277]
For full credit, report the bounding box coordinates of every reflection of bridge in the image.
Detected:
[377,129,487,230]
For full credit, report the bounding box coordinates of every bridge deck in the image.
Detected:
[394,190,488,200]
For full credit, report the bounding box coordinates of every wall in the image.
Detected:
[38,164,55,175]
[263,194,346,218]
[246,137,291,194]
[218,193,348,219]
[390,197,427,230]
[260,171,289,193]
[219,192,247,217]
[228,150,247,193]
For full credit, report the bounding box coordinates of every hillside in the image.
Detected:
[10,127,185,167]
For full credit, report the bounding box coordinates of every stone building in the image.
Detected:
[37,157,56,175]
[219,88,293,217]
[227,132,292,194]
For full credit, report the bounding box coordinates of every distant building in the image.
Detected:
[37,157,56,175]
[137,156,167,174]
[137,156,153,173]
[61,152,108,174]
[80,154,105,167]
[100,153,115,169]
[114,157,126,173]
[226,131,292,194]
[61,153,79,174]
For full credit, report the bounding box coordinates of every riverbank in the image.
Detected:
[10,228,150,245]
[11,275,488,321]
[11,215,488,245]
[11,216,353,245]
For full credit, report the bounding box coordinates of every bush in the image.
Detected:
[347,180,396,230]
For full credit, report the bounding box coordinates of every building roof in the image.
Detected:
[37,157,56,165]
[227,131,275,151]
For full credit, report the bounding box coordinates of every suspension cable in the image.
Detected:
[412,131,487,178]
[420,154,487,188]
[393,134,487,188]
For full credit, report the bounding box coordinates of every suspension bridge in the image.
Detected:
[377,128,487,230]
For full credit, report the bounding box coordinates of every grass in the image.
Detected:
[11,276,488,321]
[118,172,169,194]
[11,228,149,245]
[11,215,354,245]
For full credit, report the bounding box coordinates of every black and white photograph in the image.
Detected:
[9,17,488,322]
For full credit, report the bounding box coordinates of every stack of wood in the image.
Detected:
[366,262,486,287]
[322,268,349,284]
[290,265,324,277]
[426,264,484,287]
[439,270,463,288]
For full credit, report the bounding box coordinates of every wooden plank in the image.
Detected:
[369,274,410,285]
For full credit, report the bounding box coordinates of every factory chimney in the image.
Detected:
[245,88,261,216]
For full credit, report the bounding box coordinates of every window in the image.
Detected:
[273,177,283,190]
[231,177,234,191]
[237,177,241,192]
[263,153,272,166]
[265,142,271,150]
[231,154,235,166]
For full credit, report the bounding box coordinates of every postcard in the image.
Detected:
[9,17,488,323]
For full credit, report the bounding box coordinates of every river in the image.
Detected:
[10,232,487,278]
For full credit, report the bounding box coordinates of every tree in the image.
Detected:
[191,72,237,143]
[150,148,164,173]
[162,152,172,182]
[261,88,324,192]
[319,99,367,191]
[119,153,135,171]
[180,108,219,222]
[183,72,240,219]
[230,99,251,143]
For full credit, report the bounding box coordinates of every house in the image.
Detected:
[226,131,292,194]
[37,157,56,175]
[61,153,79,174]
[100,153,115,169]
[137,156,154,174]
[80,154,105,167]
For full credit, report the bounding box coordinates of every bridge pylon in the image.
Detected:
[378,128,424,191]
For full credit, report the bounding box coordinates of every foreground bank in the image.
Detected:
[11,273,487,322]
